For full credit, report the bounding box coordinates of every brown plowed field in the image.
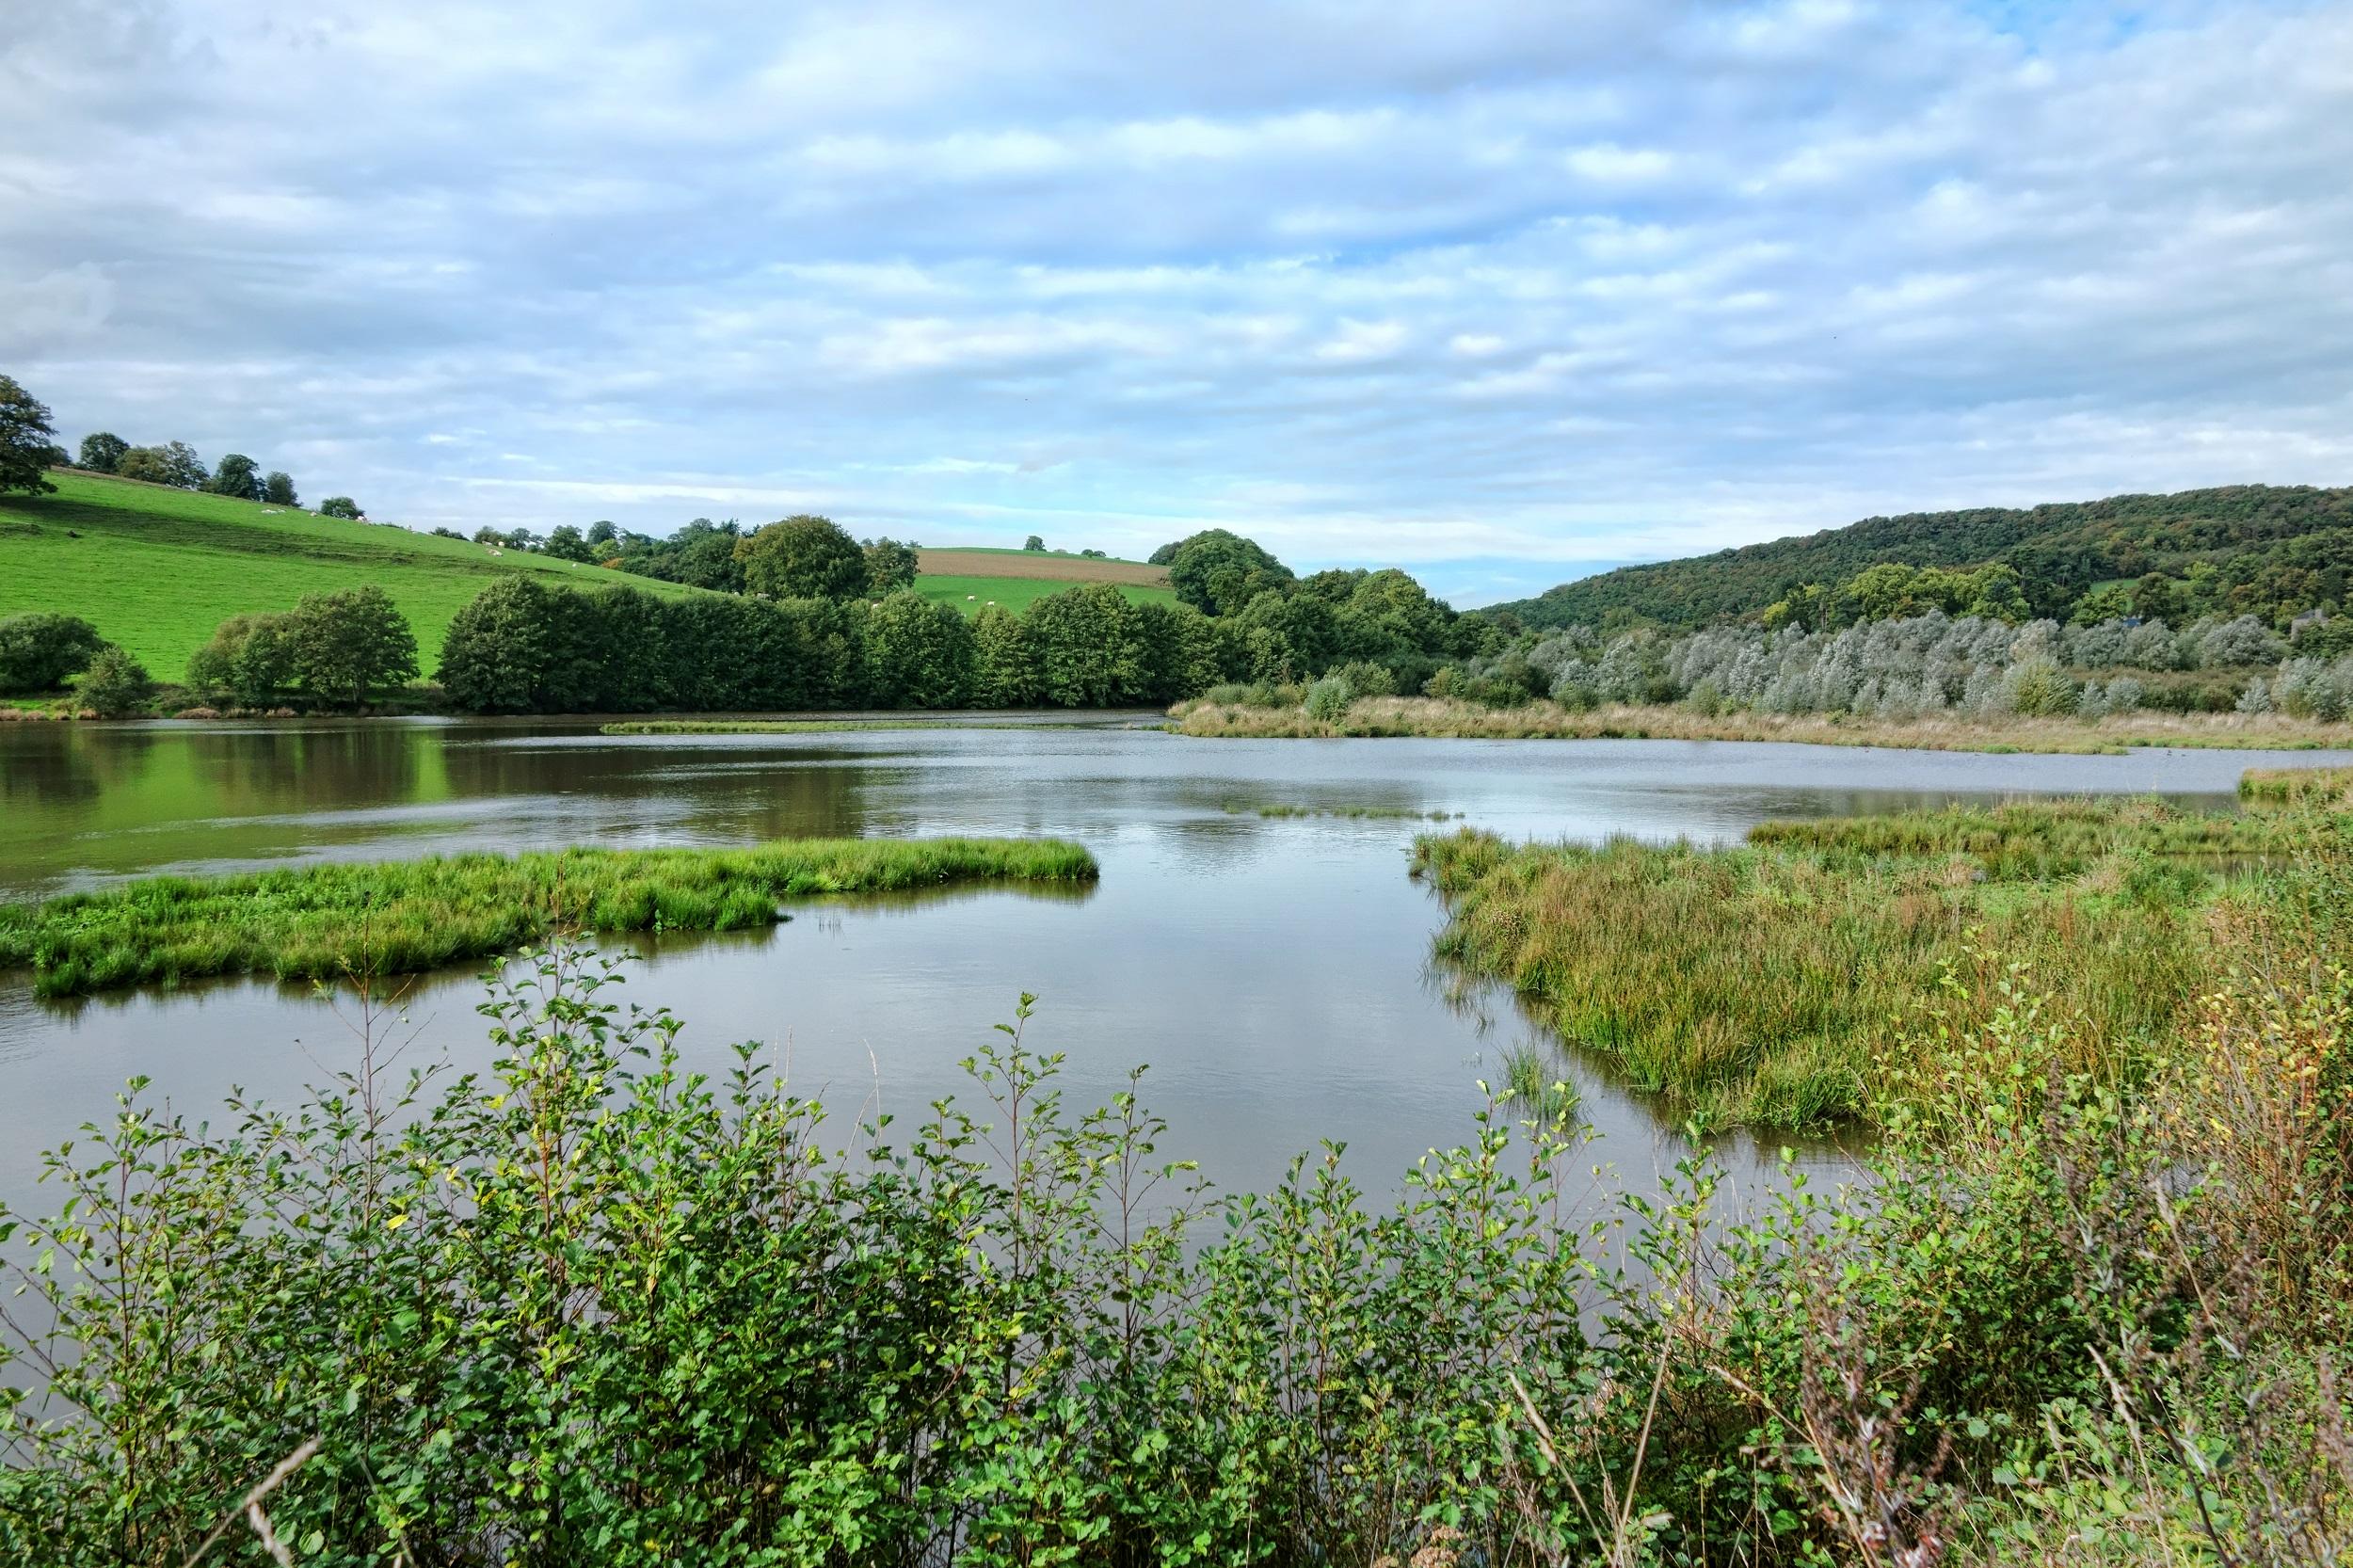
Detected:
[917,549,1170,587]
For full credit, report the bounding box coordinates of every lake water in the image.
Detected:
[4,716,2345,1222]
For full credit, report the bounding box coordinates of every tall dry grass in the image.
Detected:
[1171,693,2353,754]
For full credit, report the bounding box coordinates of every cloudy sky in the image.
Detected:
[5,0,2349,604]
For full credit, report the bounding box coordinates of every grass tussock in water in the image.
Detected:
[1171,693,2353,754]
[1225,801,1460,821]
[0,837,1098,998]
[1415,791,2345,1129]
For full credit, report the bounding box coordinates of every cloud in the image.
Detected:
[3,0,2349,605]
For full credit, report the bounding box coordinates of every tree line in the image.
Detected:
[1497,484,2353,634]
[0,370,360,516]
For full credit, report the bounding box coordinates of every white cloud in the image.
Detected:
[5,0,2350,606]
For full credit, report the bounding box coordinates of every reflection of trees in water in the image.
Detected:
[0,728,103,808]
[440,738,874,839]
[188,724,425,815]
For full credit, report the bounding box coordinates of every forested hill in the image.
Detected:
[1495,485,2353,631]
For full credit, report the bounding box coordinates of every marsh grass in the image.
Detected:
[1172,693,2353,754]
[1413,792,2344,1129]
[0,837,1097,998]
[2240,763,2353,806]
[1225,801,1460,821]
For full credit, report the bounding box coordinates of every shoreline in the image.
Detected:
[1167,693,2353,755]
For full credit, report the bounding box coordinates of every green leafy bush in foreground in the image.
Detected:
[3,901,2349,1565]
[0,837,1098,998]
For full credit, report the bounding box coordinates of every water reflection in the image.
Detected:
[2,718,2345,1220]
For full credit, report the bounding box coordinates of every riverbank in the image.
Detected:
[1413,787,2347,1129]
[1170,692,2353,753]
[0,837,1097,997]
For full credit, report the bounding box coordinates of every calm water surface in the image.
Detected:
[6,717,2346,1219]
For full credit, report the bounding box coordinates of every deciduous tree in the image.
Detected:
[283,586,419,707]
[0,375,62,495]
[735,515,868,601]
[77,431,127,474]
[0,613,107,692]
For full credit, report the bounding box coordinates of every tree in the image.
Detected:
[283,586,419,706]
[78,432,128,474]
[970,603,1036,707]
[865,590,975,708]
[864,536,920,596]
[667,520,747,592]
[735,515,869,601]
[1166,529,1294,616]
[0,612,106,692]
[115,440,207,488]
[319,496,363,520]
[185,613,296,707]
[0,375,61,495]
[586,520,617,550]
[437,578,560,712]
[263,471,297,506]
[1024,536,1046,552]
[542,524,596,563]
[207,453,264,501]
[1025,584,1142,706]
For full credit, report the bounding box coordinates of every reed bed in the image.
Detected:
[1172,693,2353,754]
[2238,763,2353,805]
[0,837,1098,998]
[1411,792,2331,1128]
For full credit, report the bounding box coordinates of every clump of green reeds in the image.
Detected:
[1412,793,2322,1129]
[1228,802,1460,821]
[0,837,1097,998]
[2239,763,2353,806]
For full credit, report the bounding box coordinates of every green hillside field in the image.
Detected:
[0,471,699,682]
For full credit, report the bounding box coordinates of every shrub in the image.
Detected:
[1303,673,1353,722]
[74,645,150,716]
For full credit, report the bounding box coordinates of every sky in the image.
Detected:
[4,1,2349,606]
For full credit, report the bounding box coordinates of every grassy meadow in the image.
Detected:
[0,471,697,683]
[1415,781,2349,1128]
[0,836,1097,997]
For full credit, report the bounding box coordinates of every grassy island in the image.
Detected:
[0,837,1097,997]
[1172,693,2353,753]
[1415,783,2348,1128]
